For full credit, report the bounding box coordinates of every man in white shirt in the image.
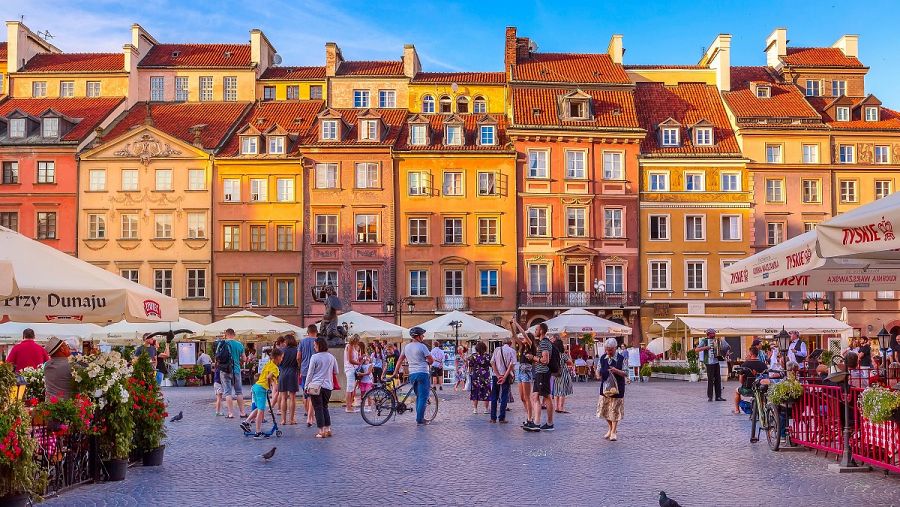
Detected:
[787,331,807,365]
[489,338,517,423]
[396,327,434,425]
[430,342,446,391]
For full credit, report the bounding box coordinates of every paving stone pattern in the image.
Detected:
[47,379,900,507]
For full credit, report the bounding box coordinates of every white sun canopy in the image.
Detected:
[321,311,407,341]
[415,311,511,342]
[90,317,204,344]
[194,310,296,340]
[0,226,179,323]
[666,315,852,338]
[527,308,631,336]
[722,192,900,292]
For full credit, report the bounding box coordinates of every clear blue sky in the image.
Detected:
[4,0,899,104]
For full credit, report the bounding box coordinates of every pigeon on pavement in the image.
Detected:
[169,411,183,422]
[259,447,277,462]
[659,491,681,507]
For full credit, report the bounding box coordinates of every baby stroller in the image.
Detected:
[241,389,283,439]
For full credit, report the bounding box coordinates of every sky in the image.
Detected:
[3,0,900,104]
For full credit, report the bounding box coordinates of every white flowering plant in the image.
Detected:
[19,366,45,402]
[71,352,134,459]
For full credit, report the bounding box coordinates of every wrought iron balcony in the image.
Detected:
[517,291,640,308]
[435,296,470,312]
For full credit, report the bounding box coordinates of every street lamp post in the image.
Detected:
[449,320,462,355]
[386,298,416,326]
[776,326,790,368]
[801,295,831,314]
[877,326,891,381]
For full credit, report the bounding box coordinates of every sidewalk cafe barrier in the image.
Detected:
[30,424,94,497]
[788,383,900,474]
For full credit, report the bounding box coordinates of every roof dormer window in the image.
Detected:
[321,120,338,141]
[9,118,26,139]
[694,127,713,146]
[756,85,771,98]
[836,106,850,122]
[360,119,379,141]
[865,106,879,122]
[661,127,680,147]
[268,136,285,154]
[42,117,59,138]
[479,125,495,146]
[241,135,259,155]
[410,123,428,146]
[567,99,590,120]
[445,124,462,146]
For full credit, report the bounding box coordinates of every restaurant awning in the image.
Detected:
[666,314,852,338]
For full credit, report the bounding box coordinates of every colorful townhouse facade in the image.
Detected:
[505,28,643,339]
[77,102,250,324]
[212,101,322,324]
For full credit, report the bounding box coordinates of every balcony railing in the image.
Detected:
[435,296,470,312]
[517,291,640,308]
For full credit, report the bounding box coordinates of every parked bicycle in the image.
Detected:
[360,376,439,426]
[736,365,783,450]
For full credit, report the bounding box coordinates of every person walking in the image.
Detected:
[277,334,300,425]
[305,337,338,438]
[371,343,385,383]
[511,321,536,426]
[626,343,641,382]
[553,341,574,413]
[468,342,491,414]
[430,342,446,390]
[597,338,627,441]
[695,328,729,402]
[454,346,469,391]
[5,328,49,372]
[298,325,318,427]
[343,334,362,413]
[489,337,516,423]
[197,348,213,385]
[394,327,434,425]
[216,329,247,419]
[524,322,554,432]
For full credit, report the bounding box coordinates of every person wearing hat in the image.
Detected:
[43,337,73,400]
[394,326,434,425]
[695,328,730,402]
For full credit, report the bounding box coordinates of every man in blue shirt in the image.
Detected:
[695,328,730,402]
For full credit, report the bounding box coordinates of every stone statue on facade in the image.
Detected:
[311,284,347,347]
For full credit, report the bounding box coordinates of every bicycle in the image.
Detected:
[736,366,782,451]
[360,376,439,426]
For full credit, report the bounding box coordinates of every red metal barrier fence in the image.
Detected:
[850,388,900,474]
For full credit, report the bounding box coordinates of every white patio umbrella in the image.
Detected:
[0,321,101,345]
[263,315,305,335]
[90,317,204,345]
[0,226,178,323]
[528,308,632,336]
[193,310,295,340]
[816,190,900,257]
[0,260,15,298]
[415,311,511,342]
[321,311,407,341]
[646,336,674,356]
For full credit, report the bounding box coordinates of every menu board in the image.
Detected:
[177,342,196,365]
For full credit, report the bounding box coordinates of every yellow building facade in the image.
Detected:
[407,74,506,114]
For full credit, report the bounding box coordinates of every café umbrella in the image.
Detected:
[528,308,632,337]
[90,317,204,344]
[0,226,178,323]
[194,310,295,340]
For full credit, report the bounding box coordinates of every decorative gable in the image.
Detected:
[475,114,499,146]
[407,113,430,146]
[657,117,682,147]
[443,114,465,146]
[689,119,715,146]
[855,94,883,122]
[558,89,593,121]
[317,108,346,141]
[356,108,384,142]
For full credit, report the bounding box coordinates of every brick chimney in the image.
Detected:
[765,28,787,68]
[832,34,859,59]
[504,26,518,69]
[607,34,624,65]
[190,125,205,148]
[325,42,343,77]
[403,44,420,78]
[700,34,732,91]
[250,29,276,75]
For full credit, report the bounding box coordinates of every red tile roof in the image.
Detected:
[220,100,325,156]
[336,61,405,77]
[0,97,124,142]
[0,42,7,61]
[806,97,900,130]
[396,113,511,151]
[139,44,252,68]
[511,53,630,84]
[781,47,864,68]
[411,72,505,84]
[625,64,706,70]
[104,102,251,151]
[510,88,640,129]
[634,83,741,156]
[722,66,822,122]
[300,108,407,146]
[20,53,124,73]
[259,66,326,80]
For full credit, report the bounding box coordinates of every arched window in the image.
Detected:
[439,95,452,113]
[473,96,487,113]
[422,94,435,114]
[456,96,469,113]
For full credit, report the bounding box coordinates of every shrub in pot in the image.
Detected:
[128,352,167,466]
[640,364,652,380]
[0,365,45,505]
[769,378,803,408]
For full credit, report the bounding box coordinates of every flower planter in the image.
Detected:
[175,379,186,387]
[103,458,128,482]
[0,493,29,507]
[186,378,201,387]
[142,445,165,466]
[689,374,700,382]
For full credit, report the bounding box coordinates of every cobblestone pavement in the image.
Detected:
[47,379,900,507]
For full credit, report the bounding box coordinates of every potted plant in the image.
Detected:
[686,350,701,382]
[171,368,189,387]
[128,352,167,466]
[769,378,803,408]
[31,394,94,436]
[858,385,900,424]
[0,365,44,506]
[820,349,836,373]
[19,367,44,403]
[669,341,683,359]
[640,364,652,381]
[72,351,134,481]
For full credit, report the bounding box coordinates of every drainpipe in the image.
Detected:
[299,156,307,326]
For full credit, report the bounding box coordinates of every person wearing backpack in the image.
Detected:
[523,322,555,432]
[217,329,247,418]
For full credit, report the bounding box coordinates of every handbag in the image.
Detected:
[306,381,322,396]
[601,357,619,397]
